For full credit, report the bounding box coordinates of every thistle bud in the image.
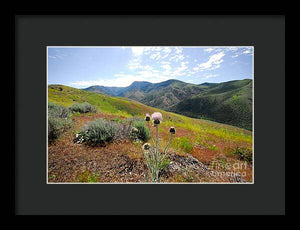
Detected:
[143,143,151,150]
[145,113,151,121]
[131,127,139,133]
[153,119,160,125]
[169,126,176,134]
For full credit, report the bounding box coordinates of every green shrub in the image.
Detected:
[172,137,193,153]
[48,101,70,119]
[229,146,252,163]
[69,102,97,113]
[132,121,150,142]
[48,102,72,142]
[78,118,117,146]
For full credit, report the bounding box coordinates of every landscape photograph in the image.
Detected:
[47,46,253,183]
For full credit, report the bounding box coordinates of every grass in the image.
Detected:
[78,171,99,183]
[49,85,150,118]
[171,137,193,153]
[225,146,253,163]
[48,84,253,183]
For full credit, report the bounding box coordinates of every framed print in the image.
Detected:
[47,46,254,184]
[14,12,285,215]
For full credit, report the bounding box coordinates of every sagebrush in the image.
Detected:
[131,120,150,142]
[76,118,117,146]
[48,102,72,142]
[69,102,97,113]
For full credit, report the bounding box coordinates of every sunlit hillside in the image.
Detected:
[48,85,253,183]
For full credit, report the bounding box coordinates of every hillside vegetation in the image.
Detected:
[48,85,253,183]
[84,79,252,130]
[168,79,253,130]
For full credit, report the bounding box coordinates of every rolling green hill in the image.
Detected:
[48,84,252,137]
[48,84,184,123]
[84,79,209,109]
[83,79,252,130]
[168,79,253,130]
[125,80,209,109]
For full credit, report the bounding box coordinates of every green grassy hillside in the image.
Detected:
[49,84,252,139]
[83,79,252,130]
[49,84,183,123]
[84,79,208,109]
[136,80,208,109]
[168,79,252,130]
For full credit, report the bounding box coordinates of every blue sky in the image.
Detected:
[48,46,253,88]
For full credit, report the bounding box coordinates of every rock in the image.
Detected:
[167,153,211,175]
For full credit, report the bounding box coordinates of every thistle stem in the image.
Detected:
[155,125,159,182]
[147,122,155,147]
[160,134,173,162]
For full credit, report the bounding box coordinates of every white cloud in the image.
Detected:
[194,51,225,72]
[170,54,185,62]
[131,47,144,56]
[150,52,161,60]
[70,59,174,88]
[70,75,146,88]
[128,57,143,70]
[163,47,172,54]
[227,47,239,51]
[141,46,187,62]
[175,47,183,54]
[204,48,214,53]
[48,54,67,60]
[169,61,188,77]
[203,73,219,79]
[161,47,172,59]
[147,47,173,60]
[144,47,162,54]
[230,47,253,58]
[162,63,171,71]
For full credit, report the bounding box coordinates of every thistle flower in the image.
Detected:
[169,126,176,134]
[151,112,162,125]
[145,113,151,121]
[143,143,151,150]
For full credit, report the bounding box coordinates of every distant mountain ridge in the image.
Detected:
[168,79,253,130]
[84,79,180,97]
[84,79,253,130]
[84,79,209,107]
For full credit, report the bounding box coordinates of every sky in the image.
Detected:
[48,46,253,88]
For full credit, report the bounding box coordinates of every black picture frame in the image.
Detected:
[13,11,285,215]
